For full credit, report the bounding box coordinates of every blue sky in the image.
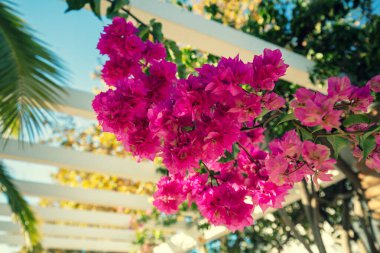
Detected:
[15,0,110,92]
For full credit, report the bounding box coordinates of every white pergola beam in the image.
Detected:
[13,180,152,210]
[0,203,191,232]
[0,139,159,182]
[0,235,134,252]
[55,88,95,119]
[123,0,323,92]
[0,221,135,241]
[0,203,131,227]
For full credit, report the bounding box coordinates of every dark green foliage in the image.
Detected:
[276,112,295,126]
[343,114,371,127]
[65,0,102,19]
[150,19,164,42]
[106,0,129,18]
[360,134,376,161]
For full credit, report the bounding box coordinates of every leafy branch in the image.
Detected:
[0,163,42,252]
[0,1,67,142]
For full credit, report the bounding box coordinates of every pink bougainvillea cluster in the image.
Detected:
[93,18,380,230]
[291,75,380,171]
[291,77,373,131]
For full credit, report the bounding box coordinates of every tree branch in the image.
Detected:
[300,180,327,253]
[278,208,313,253]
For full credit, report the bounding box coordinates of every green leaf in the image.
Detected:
[155,167,168,176]
[150,19,164,42]
[232,142,240,157]
[138,26,150,41]
[362,125,380,141]
[258,108,270,118]
[198,222,211,230]
[164,39,187,78]
[106,0,129,18]
[276,112,295,126]
[311,125,323,133]
[360,135,376,162]
[343,114,370,127]
[65,0,87,12]
[298,127,313,141]
[177,63,186,79]
[181,125,194,132]
[327,136,350,159]
[90,0,102,20]
[0,2,67,142]
[218,143,240,163]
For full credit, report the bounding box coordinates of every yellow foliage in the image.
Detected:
[191,0,262,29]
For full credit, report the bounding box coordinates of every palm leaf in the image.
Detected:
[0,1,67,142]
[0,162,43,251]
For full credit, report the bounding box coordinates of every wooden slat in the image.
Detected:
[0,235,134,252]
[365,184,380,199]
[0,203,131,227]
[0,203,193,232]
[0,139,159,182]
[55,87,95,119]
[0,221,135,241]
[13,180,152,210]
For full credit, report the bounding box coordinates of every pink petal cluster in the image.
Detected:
[352,129,380,172]
[291,76,374,131]
[93,19,292,230]
[197,183,254,230]
[266,130,335,188]
[251,49,289,91]
[367,75,380,93]
[94,18,288,165]
[93,19,379,230]
[365,134,380,171]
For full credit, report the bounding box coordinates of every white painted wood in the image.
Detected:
[0,203,192,232]
[56,87,95,119]
[0,203,132,227]
[0,234,134,252]
[13,180,152,210]
[0,139,159,182]
[0,221,135,241]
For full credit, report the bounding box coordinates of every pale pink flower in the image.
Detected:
[327,76,352,102]
[262,92,285,110]
[153,176,186,214]
[251,49,289,91]
[196,183,254,231]
[366,75,380,92]
[348,85,374,113]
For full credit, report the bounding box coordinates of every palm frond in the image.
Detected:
[0,162,42,251]
[0,1,67,142]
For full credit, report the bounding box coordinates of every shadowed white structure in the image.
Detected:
[0,139,159,182]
